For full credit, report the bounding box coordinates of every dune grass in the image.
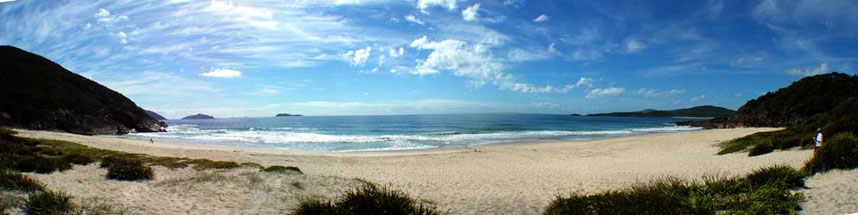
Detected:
[544,165,807,215]
[104,157,154,181]
[290,183,443,215]
[803,133,858,174]
[262,165,302,174]
[718,129,813,156]
[24,190,75,215]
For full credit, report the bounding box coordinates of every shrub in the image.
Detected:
[186,159,240,170]
[290,183,442,215]
[62,153,95,165]
[748,140,774,157]
[24,190,75,215]
[105,158,154,181]
[734,185,804,215]
[803,133,858,174]
[745,165,807,189]
[0,170,45,193]
[544,177,707,215]
[11,155,72,174]
[262,165,302,174]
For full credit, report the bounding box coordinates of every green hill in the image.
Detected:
[587,105,736,118]
[711,72,858,155]
[0,46,165,135]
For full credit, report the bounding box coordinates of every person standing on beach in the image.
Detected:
[814,128,823,156]
[149,138,154,144]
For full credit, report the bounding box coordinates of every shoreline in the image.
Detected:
[13,128,831,214]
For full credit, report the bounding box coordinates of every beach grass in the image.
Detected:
[104,158,154,181]
[1,170,45,193]
[24,190,75,215]
[262,165,302,174]
[544,165,806,215]
[290,183,443,215]
[717,129,813,155]
[803,133,858,174]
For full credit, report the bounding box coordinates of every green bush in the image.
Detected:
[745,165,807,189]
[24,190,75,215]
[62,153,95,165]
[803,133,858,174]
[0,170,45,193]
[11,155,72,174]
[544,178,708,215]
[290,183,442,215]
[748,140,775,156]
[262,165,302,174]
[736,185,804,215]
[105,158,154,181]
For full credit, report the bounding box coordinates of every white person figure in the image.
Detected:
[813,128,823,156]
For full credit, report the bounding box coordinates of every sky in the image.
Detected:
[1,0,857,118]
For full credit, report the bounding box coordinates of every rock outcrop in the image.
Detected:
[0,46,165,135]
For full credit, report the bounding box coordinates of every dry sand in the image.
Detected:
[12,128,856,214]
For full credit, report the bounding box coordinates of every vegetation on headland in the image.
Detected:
[713,73,858,156]
[0,46,164,135]
[586,105,736,118]
[291,183,443,215]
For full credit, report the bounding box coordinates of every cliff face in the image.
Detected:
[0,46,165,135]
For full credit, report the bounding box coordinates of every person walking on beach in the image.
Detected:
[814,128,823,156]
[149,138,154,144]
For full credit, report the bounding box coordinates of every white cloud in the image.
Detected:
[200,68,242,78]
[461,3,479,22]
[690,94,707,103]
[99,71,220,98]
[625,39,645,53]
[343,46,372,66]
[417,0,457,11]
[389,47,404,58]
[533,14,549,22]
[786,63,830,77]
[409,36,572,94]
[573,77,595,88]
[0,0,18,2]
[116,31,128,44]
[93,8,128,27]
[733,92,743,98]
[405,14,425,25]
[586,87,625,98]
[636,88,684,98]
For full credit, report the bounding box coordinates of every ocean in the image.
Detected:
[124,114,702,152]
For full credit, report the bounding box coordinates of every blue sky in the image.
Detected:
[1,0,857,118]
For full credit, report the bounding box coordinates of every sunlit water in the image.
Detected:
[122,114,702,152]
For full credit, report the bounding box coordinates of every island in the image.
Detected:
[276,113,303,117]
[181,114,215,120]
[586,105,736,118]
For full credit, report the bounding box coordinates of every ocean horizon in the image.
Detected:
[123,113,702,152]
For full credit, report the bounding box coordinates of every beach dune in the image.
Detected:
[15,128,825,214]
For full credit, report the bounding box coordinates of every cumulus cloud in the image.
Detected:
[586,87,625,98]
[405,14,425,25]
[636,88,684,98]
[417,0,457,11]
[389,47,404,58]
[786,63,830,77]
[533,14,549,22]
[625,39,645,53]
[116,31,127,44]
[409,36,573,94]
[200,68,242,78]
[461,3,479,21]
[343,46,371,66]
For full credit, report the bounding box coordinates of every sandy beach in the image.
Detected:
[13,128,855,214]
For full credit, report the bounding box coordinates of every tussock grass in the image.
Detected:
[290,183,443,215]
[262,165,302,174]
[803,133,858,174]
[0,170,45,193]
[104,158,154,181]
[24,190,75,215]
[545,165,806,215]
